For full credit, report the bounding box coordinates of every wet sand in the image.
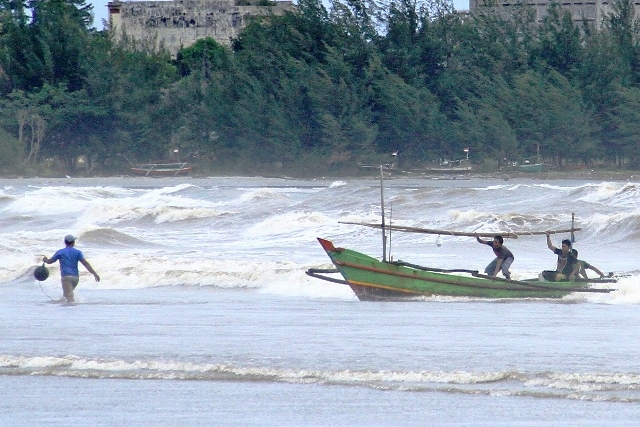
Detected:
[486,169,640,182]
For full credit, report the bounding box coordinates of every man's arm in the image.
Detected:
[568,262,580,281]
[546,233,556,252]
[493,258,504,276]
[42,253,57,264]
[80,259,100,282]
[476,236,489,245]
[579,264,588,279]
[587,264,605,278]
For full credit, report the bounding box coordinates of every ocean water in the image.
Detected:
[2,175,640,426]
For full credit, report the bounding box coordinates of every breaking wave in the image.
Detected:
[2,354,640,403]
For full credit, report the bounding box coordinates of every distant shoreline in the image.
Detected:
[480,170,640,182]
[333,168,640,182]
[0,168,639,182]
[460,170,640,182]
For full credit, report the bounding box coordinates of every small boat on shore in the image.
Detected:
[306,238,616,301]
[424,158,472,173]
[507,146,546,172]
[131,163,192,177]
[507,159,546,173]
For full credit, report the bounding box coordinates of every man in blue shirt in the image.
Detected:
[43,235,100,303]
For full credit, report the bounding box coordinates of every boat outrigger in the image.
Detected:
[305,165,617,301]
[306,238,615,301]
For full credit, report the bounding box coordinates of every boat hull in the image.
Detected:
[131,163,192,176]
[424,159,472,173]
[313,238,611,300]
[424,167,472,173]
[516,163,545,173]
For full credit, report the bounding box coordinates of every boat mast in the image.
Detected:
[380,165,387,262]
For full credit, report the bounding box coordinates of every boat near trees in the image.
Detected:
[506,157,546,172]
[424,158,473,173]
[425,148,472,173]
[130,163,192,176]
[507,145,547,172]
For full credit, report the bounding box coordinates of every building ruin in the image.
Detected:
[470,0,640,29]
[107,0,294,57]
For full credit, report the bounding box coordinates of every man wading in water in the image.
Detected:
[43,235,100,303]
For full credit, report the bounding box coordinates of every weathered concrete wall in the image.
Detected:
[108,0,293,56]
[470,0,640,30]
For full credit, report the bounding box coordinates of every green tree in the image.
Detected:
[0,0,93,93]
[535,1,583,78]
[0,127,24,173]
[0,89,49,163]
[508,70,595,164]
[0,0,48,92]
[175,38,232,78]
[31,0,93,91]
[85,41,178,165]
[604,0,640,85]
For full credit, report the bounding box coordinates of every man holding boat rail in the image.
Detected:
[568,249,605,281]
[544,233,577,281]
[476,235,514,280]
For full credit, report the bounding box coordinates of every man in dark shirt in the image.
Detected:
[476,235,514,280]
[568,249,605,281]
[545,233,577,281]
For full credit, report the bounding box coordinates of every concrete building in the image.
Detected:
[469,0,640,29]
[108,0,294,57]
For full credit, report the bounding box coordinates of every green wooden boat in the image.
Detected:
[306,238,616,301]
[515,162,546,173]
[512,147,546,172]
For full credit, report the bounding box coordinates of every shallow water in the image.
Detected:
[2,176,640,425]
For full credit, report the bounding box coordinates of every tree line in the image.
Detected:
[1,0,640,176]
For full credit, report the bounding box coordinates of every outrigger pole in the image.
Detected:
[380,165,387,262]
[339,221,581,239]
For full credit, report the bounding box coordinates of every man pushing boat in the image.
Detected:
[476,235,514,280]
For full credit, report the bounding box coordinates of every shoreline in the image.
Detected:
[453,170,640,182]
[0,169,639,182]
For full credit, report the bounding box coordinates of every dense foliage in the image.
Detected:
[1,0,640,175]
